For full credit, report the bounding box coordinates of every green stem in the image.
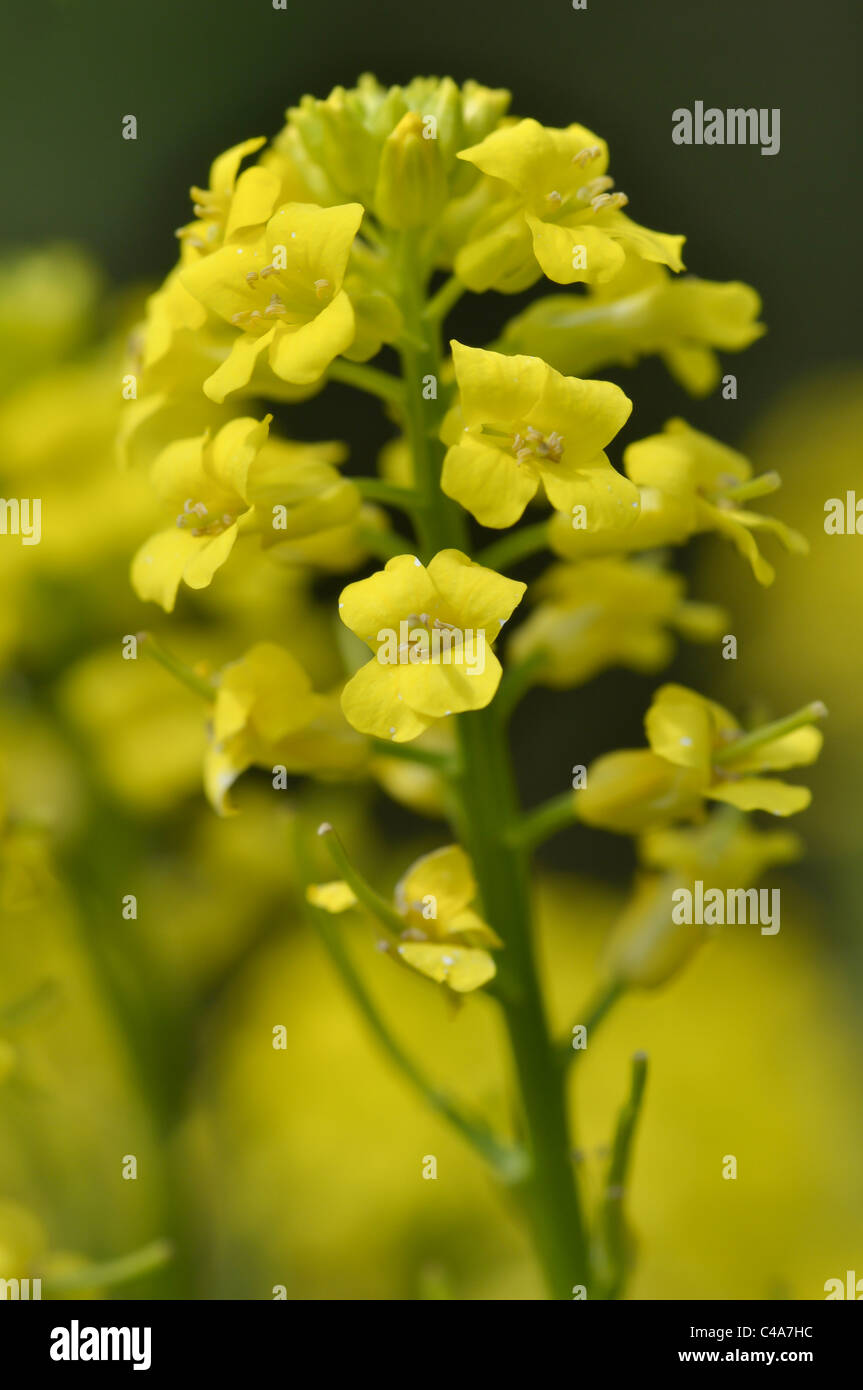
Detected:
[424,273,467,325]
[599,1052,649,1299]
[476,521,551,573]
[317,822,407,939]
[354,477,425,516]
[328,357,405,405]
[714,700,827,765]
[507,791,576,851]
[355,525,416,561]
[137,631,216,701]
[559,979,623,1068]
[454,710,590,1297]
[301,832,523,1180]
[369,738,457,774]
[495,649,548,725]
[394,238,590,1297]
[42,1238,173,1295]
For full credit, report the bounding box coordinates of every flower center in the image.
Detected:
[511,425,565,465]
[175,498,237,537]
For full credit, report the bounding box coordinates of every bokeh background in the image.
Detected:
[0,0,861,1299]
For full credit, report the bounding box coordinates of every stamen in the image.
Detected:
[577,176,614,202]
[591,191,628,211]
[572,144,602,168]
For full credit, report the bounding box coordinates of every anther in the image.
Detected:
[572,144,602,168]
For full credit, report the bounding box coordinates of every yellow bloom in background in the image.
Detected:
[205,642,366,814]
[497,258,764,396]
[338,550,526,741]
[370,723,454,820]
[181,201,363,401]
[602,814,801,989]
[0,1199,47,1276]
[59,641,208,814]
[550,418,807,582]
[455,119,684,291]
[578,683,824,833]
[441,342,635,528]
[309,844,502,992]
[509,558,725,687]
[0,246,101,396]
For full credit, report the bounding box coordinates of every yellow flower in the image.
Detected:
[578,683,824,833]
[441,342,635,528]
[131,417,359,611]
[0,246,101,395]
[550,418,807,583]
[509,558,725,687]
[497,257,764,396]
[338,550,526,741]
[180,201,364,401]
[175,136,282,262]
[455,119,684,291]
[602,814,801,989]
[309,844,502,992]
[205,643,367,814]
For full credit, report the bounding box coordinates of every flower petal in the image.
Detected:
[396,941,496,992]
[707,778,812,816]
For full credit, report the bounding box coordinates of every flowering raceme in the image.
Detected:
[118,74,826,1301]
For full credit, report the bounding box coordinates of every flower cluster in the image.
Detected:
[121,75,826,1299]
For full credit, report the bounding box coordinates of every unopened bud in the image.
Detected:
[374,113,447,229]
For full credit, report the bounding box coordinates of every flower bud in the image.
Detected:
[374,113,448,229]
[602,873,703,989]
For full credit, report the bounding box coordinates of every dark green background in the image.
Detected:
[3,0,858,411]
[2,0,859,874]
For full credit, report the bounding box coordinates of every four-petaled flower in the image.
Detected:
[441,342,636,528]
[308,844,502,992]
[205,642,366,814]
[455,119,685,292]
[577,683,824,833]
[181,201,364,401]
[338,550,526,741]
